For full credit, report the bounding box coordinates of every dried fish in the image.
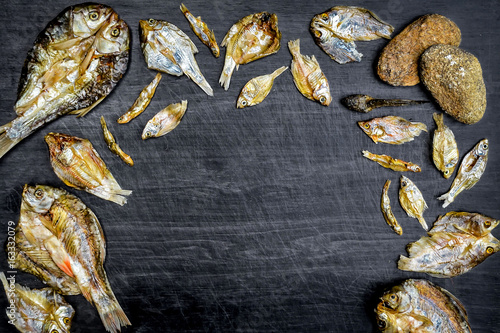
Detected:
[237,66,287,108]
[430,211,499,237]
[362,150,421,172]
[432,113,459,178]
[358,116,427,144]
[381,180,402,235]
[101,116,133,166]
[142,100,188,139]
[180,3,219,57]
[341,94,428,113]
[399,175,428,230]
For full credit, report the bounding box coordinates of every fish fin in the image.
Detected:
[405,236,433,257]
[287,39,301,58]
[417,216,429,231]
[319,37,362,64]
[69,96,106,117]
[271,66,288,79]
[435,284,469,320]
[219,56,236,90]
[96,299,131,333]
[0,127,23,160]
[50,37,85,50]
[185,72,213,96]
[179,3,188,14]
[0,272,8,295]
[88,186,132,206]
[80,46,96,74]
[397,255,415,272]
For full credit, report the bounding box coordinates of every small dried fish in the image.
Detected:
[288,39,331,106]
[117,72,162,124]
[432,113,459,178]
[100,116,133,166]
[399,175,428,230]
[142,100,188,139]
[220,12,281,90]
[310,6,393,64]
[362,150,421,172]
[180,3,219,57]
[358,116,427,144]
[438,138,488,208]
[237,66,287,108]
[44,132,132,205]
[341,94,429,113]
[381,180,402,235]
[430,211,499,237]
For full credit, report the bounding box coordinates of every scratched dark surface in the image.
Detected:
[0,0,499,332]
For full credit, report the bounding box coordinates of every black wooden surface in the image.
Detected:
[0,1,499,332]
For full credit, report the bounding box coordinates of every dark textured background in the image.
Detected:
[0,1,499,332]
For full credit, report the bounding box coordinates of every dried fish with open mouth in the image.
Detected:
[237,66,287,108]
[310,6,393,64]
[432,112,459,179]
[381,180,403,235]
[180,3,219,57]
[341,94,428,113]
[44,132,132,206]
[362,150,421,172]
[438,138,488,208]
[142,100,188,139]
[399,175,428,230]
[358,116,427,144]
[101,116,133,166]
[220,12,281,90]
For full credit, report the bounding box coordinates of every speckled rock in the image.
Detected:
[377,14,461,86]
[420,44,486,124]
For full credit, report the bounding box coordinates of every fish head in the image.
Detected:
[374,304,400,333]
[480,234,500,258]
[399,175,413,191]
[236,89,252,108]
[474,138,489,157]
[310,9,338,44]
[94,14,130,55]
[312,82,332,106]
[22,185,56,214]
[142,120,160,140]
[51,299,75,333]
[71,3,114,38]
[139,19,163,42]
[358,119,383,142]
[44,133,78,159]
[381,286,411,313]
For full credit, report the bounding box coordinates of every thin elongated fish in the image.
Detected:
[1,272,75,333]
[142,100,188,139]
[13,184,131,332]
[101,116,133,166]
[44,133,132,206]
[140,18,213,96]
[375,279,471,332]
[220,12,281,90]
[381,180,402,235]
[341,94,428,113]
[180,3,219,57]
[432,113,459,178]
[288,39,331,106]
[0,4,129,160]
[362,150,421,172]
[358,116,427,144]
[399,175,428,230]
[237,66,287,108]
[430,211,499,237]
[117,72,162,123]
[310,6,393,64]
[438,139,488,208]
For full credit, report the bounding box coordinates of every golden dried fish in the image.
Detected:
[142,100,188,139]
[375,279,471,332]
[362,150,421,172]
[430,211,499,237]
[381,180,402,235]
[432,113,459,178]
[438,138,488,208]
[140,18,213,96]
[180,3,219,57]
[341,94,428,113]
[237,66,287,108]
[44,132,132,206]
[117,72,162,124]
[310,6,394,64]
[358,116,427,144]
[1,272,75,333]
[220,12,281,90]
[14,184,130,332]
[100,116,133,166]
[0,4,129,160]
[288,39,331,106]
[399,175,428,230]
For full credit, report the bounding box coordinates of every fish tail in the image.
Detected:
[219,56,236,90]
[433,112,444,129]
[417,216,429,231]
[179,3,188,14]
[287,39,301,58]
[413,122,428,133]
[271,66,288,79]
[437,192,453,208]
[397,255,415,272]
[0,123,23,160]
[93,285,131,333]
[186,71,213,96]
[90,186,132,206]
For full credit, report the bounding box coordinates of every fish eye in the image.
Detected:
[377,320,386,329]
[389,294,397,300]
[145,132,151,138]
[319,96,326,103]
[34,189,44,199]
[482,143,488,150]
[321,13,329,21]
[111,27,120,37]
[401,181,407,187]
[89,11,100,21]
[363,123,370,129]
[241,100,247,106]
[485,221,492,227]
[148,18,156,25]
[51,329,58,333]
[63,317,70,325]
[444,170,449,175]
[314,30,322,38]
[486,246,494,254]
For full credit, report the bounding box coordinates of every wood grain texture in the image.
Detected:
[0,1,499,332]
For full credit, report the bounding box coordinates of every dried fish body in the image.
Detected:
[362,150,421,172]
[432,113,459,178]
[438,139,488,208]
[341,94,428,113]
[381,180,402,235]
[358,116,427,144]
[288,39,331,106]
[430,211,499,237]
[140,19,213,96]
[399,176,428,230]
[1,272,74,333]
[44,132,132,206]
[310,6,393,64]
[142,100,188,139]
[180,3,219,57]
[117,72,162,123]
[237,66,287,108]
[220,12,281,90]
[101,116,133,166]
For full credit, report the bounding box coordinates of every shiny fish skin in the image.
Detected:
[44,133,132,206]
[362,150,421,172]
[237,66,287,108]
[140,19,213,96]
[142,100,188,139]
[310,6,393,64]
[220,12,281,90]
[180,3,219,57]
[432,113,459,178]
[430,211,499,237]
[100,116,133,166]
[399,175,428,230]
[288,39,331,106]
[358,116,427,144]
[117,72,162,124]
[438,138,488,208]
[341,94,428,113]
[0,4,129,160]
[381,180,403,235]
